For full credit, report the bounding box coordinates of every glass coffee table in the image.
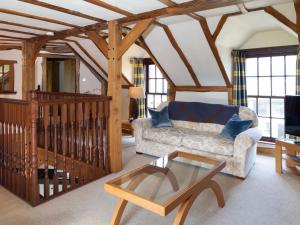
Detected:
[104,151,226,225]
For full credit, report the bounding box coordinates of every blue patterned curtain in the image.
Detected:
[232,50,248,106]
[132,58,145,118]
[297,51,300,95]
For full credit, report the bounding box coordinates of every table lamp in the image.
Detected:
[129,87,145,121]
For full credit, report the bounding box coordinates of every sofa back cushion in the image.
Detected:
[168,101,240,125]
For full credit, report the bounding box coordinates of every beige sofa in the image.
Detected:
[132,103,262,178]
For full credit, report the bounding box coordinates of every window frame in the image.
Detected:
[242,45,299,142]
[0,60,16,94]
[143,58,168,115]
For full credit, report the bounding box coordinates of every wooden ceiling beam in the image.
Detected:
[176,86,229,92]
[213,15,228,41]
[0,28,38,36]
[19,0,106,23]
[84,0,134,16]
[199,17,231,87]
[0,45,22,50]
[0,8,79,28]
[85,31,109,58]
[0,20,55,32]
[117,19,154,59]
[295,1,300,43]
[163,25,201,86]
[118,0,253,24]
[0,35,26,40]
[264,6,297,33]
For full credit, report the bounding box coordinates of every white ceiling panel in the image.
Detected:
[0,0,95,27]
[0,13,69,31]
[273,2,296,23]
[40,0,123,20]
[102,0,166,14]
[158,15,192,25]
[169,20,225,86]
[207,15,223,35]
[143,26,194,86]
[0,23,45,35]
[196,5,239,18]
[0,30,34,39]
[245,0,292,9]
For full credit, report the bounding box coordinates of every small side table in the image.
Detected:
[275,139,300,175]
[122,121,133,135]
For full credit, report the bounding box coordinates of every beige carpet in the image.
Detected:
[1,136,300,225]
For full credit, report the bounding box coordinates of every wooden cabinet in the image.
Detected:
[122,121,133,135]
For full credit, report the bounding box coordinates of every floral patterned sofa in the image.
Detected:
[132,102,262,178]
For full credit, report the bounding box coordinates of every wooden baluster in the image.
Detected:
[0,104,3,186]
[61,104,68,192]
[69,103,75,189]
[43,105,50,199]
[98,101,104,170]
[25,104,31,202]
[53,104,59,195]
[77,103,83,164]
[104,100,110,173]
[91,102,97,169]
[84,102,90,164]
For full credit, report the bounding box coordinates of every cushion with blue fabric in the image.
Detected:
[221,114,252,140]
[148,107,173,128]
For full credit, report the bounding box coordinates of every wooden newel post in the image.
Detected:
[108,20,122,172]
[29,91,39,206]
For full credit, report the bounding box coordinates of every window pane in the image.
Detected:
[248,97,257,112]
[154,95,161,108]
[163,79,168,93]
[246,58,257,76]
[162,95,167,102]
[272,56,284,76]
[156,67,163,78]
[147,94,154,109]
[246,77,257,95]
[259,57,270,76]
[259,77,271,96]
[149,64,156,78]
[156,79,163,93]
[258,98,270,117]
[149,79,155,93]
[271,99,284,118]
[286,55,297,75]
[286,76,296,95]
[259,117,271,137]
[272,77,285,96]
[271,118,284,138]
[3,64,10,73]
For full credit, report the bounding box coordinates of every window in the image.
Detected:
[144,59,168,117]
[244,46,298,141]
[0,60,15,93]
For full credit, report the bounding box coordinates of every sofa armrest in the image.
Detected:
[132,118,152,140]
[233,127,262,158]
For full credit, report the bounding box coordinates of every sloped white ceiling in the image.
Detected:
[168,19,225,86]
[143,25,195,86]
[273,2,296,23]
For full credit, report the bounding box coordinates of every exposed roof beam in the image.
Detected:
[0,28,38,36]
[137,37,175,87]
[163,25,201,86]
[0,8,79,28]
[0,44,22,50]
[0,20,55,32]
[84,0,134,16]
[0,35,26,40]
[19,0,106,23]
[199,17,231,87]
[85,31,109,58]
[294,1,300,43]
[264,6,297,33]
[118,0,254,24]
[213,15,228,41]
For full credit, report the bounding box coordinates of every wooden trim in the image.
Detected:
[238,45,299,57]
[107,20,123,172]
[37,53,76,59]
[213,15,228,41]
[19,0,105,23]
[163,25,201,86]
[85,0,134,16]
[0,20,55,32]
[257,146,275,155]
[176,86,230,92]
[199,18,231,87]
[0,8,79,28]
[0,60,17,64]
[0,45,22,50]
[137,37,175,87]
[0,91,17,94]
[264,6,297,33]
[117,19,154,59]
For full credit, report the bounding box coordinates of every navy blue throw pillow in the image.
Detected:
[148,107,173,128]
[221,114,252,140]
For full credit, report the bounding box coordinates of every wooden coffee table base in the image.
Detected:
[110,179,225,225]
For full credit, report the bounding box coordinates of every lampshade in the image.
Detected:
[129,87,145,99]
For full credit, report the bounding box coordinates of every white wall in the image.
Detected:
[79,62,102,94]
[176,92,229,105]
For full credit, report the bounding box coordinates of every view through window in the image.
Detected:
[0,61,15,93]
[144,59,168,117]
[245,46,298,141]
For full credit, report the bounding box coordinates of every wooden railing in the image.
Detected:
[0,91,111,206]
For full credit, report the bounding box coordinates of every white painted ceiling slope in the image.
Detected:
[0,0,297,87]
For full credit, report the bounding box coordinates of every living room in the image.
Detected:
[0,0,299,225]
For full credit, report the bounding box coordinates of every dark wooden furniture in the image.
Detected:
[122,121,133,135]
[105,151,226,225]
[275,139,300,176]
[0,90,111,206]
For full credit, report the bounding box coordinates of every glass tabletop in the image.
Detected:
[107,151,224,206]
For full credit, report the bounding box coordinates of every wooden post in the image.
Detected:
[107,20,122,172]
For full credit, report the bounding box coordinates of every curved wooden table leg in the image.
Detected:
[173,180,225,225]
[110,199,128,225]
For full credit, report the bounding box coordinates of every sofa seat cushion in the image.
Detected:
[143,127,185,146]
[181,131,234,156]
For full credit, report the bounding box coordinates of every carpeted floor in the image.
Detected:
[1,136,300,225]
